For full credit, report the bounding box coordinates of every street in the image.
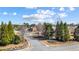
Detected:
[17,31,79,51]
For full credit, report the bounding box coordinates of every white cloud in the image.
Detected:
[59,7,65,11]
[37,9,55,15]
[3,12,8,15]
[23,9,56,21]
[22,9,56,23]
[22,14,39,20]
[69,7,75,11]
[58,13,67,18]
[23,9,69,23]
[22,15,28,18]
[13,12,17,15]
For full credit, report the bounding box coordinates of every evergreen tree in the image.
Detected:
[0,22,4,40]
[55,21,70,42]
[24,23,29,28]
[0,21,20,45]
[47,23,53,40]
[1,24,10,45]
[7,21,15,42]
[59,21,64,41]
[64,23,70,41]
[0,23,10,45]
[0,22,6,40]
[43,23,53,40]
[55,21,60,40]
[74,25,79,41]
[43,23,48,37]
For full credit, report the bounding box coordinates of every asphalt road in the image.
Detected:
[19,31,79,51]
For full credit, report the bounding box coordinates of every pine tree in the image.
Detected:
[0,22,3,40]
[74,25,79,41]
[64,23,70,41]
[59,21,64,41]
[1,24,10,45]
[55,21,60,40]
[43,23,48,38]
[0,23,10,45]
[47,23,53,40]
[0,21,20,45]
[43,23,53,40]
[55,21,70,42]
[0,22,5,40]
[7,21,15,42]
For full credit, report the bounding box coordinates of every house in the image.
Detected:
[36,23,44,36]
[74,26,79,36]
[68,25,77,39]
[31,25,38,32]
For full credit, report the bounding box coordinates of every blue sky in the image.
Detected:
[0,7,79,24]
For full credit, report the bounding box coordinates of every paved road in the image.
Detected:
[19,31,79,51]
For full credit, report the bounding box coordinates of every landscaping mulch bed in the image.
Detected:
[40,40,79,47]
[0,39,28,51]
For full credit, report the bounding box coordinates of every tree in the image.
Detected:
[64,23,70,41]
[0,21,21,46]
[12,35,21,44]
[0,22,4,40]
[47,23,53,40]
[23,23,29,28]
[55,21,64,41]
[55,21,70,42]
[55,21,60,40]
[0,23,10,45]
[74,25,79,41]
[7,21,15,43]
[43,23,47,37]
[59,21,64,41]
[43,23,54,40]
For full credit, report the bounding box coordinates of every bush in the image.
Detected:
[75,36,79,41]
[0,35,21,46]
[12,35,21,44]
[0,38,10,46]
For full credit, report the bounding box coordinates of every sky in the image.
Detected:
[0,7,79,25]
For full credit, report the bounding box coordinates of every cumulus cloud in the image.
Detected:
[13,12,17,15]
[22,9,56,23]
[37,9,55,15]
[69,7,75,11]
[3,12,8,15]
[22,9,69,23]
[59,7,65,11]
[22,14,39,20]
[23,9,56,22]
[58,13,67,18]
